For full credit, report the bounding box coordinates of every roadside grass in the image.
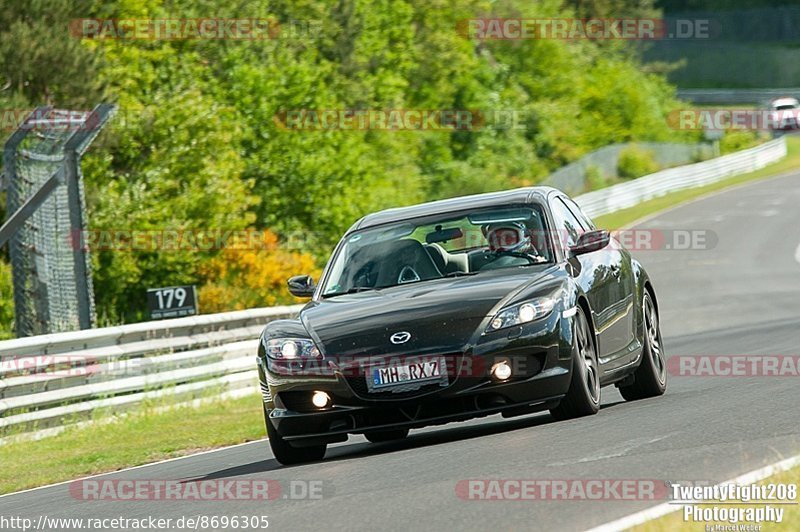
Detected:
[0,393,265,495]
[594,134,800,230]
[693,104,756,110]
[633,465,800,531]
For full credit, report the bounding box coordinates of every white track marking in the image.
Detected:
[586,453,800,532]
[795,243,800,265]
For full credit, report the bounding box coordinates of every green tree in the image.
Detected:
[0,0,689,325]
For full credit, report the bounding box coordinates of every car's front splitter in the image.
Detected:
[269,366,570,445]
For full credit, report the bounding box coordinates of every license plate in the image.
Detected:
[368,356,447,390]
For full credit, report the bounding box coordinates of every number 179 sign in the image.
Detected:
[146,285,198,320]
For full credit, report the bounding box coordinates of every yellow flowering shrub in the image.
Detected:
[198,230,320,313]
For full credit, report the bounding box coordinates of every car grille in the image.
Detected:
[259,382,272,403]
[345,354,461,400]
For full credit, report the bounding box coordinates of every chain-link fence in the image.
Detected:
[2,106,114,337]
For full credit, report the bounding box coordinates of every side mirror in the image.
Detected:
[570,230,610,256]
[287,275,316,298]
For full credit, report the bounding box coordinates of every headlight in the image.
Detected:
[486,296,556,332]
[265,338,322,360]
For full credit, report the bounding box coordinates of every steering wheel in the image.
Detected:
[353,262,377,288]
[499,251,546,264]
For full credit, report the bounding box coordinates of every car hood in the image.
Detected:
[300,267,555,358]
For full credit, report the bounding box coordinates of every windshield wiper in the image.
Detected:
[345,286,379,293]
[443,271,479,277]
[321,286,379,298]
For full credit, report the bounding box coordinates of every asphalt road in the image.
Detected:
[3,172,800,532]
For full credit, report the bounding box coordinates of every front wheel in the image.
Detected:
[618,292,667,401]
[550,305,601,420]
[265,408,326,465]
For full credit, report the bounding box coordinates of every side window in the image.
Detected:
[562,197,595,231]
[550,198,585,249]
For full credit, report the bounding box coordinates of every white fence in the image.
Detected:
[0,306,301,435]
[0,136,788,437]
[543,141,714,196]
[574,137,787,219]
[677,88,800,105]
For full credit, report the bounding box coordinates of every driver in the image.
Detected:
[485,222,533,254]
[481,222,541,269]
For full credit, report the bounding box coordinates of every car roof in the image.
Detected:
[770,97,799,107]
[349,186,562,232]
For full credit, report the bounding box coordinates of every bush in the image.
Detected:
[585,164,608,191]
[719,130,761,155]
[617,146,659,179]
[198,230,320,313]
[0,260,13,339]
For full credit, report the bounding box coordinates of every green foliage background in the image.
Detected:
[1,0,690,329]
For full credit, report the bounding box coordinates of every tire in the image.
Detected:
[550,305,601,420]
[265,408,326,465]
[618,292,667,401]
[364,428,409,443]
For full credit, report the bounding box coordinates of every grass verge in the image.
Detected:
[633,464,800,531]
[1,393,265,495]
[594,135,800,230]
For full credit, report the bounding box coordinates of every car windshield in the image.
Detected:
[320,205,553,297]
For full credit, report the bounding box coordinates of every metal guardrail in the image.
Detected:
[574,137,787,219]
[543,142,714,197]
[677,88,800,105]
[0,306,302,434]
[0,136,788,437]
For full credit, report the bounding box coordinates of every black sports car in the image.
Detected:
[257,186,666,464]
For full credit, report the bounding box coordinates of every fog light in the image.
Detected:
[311,391,331,408]
[490,361,512,382]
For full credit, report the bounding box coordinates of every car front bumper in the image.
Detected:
[258,309,575,445]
